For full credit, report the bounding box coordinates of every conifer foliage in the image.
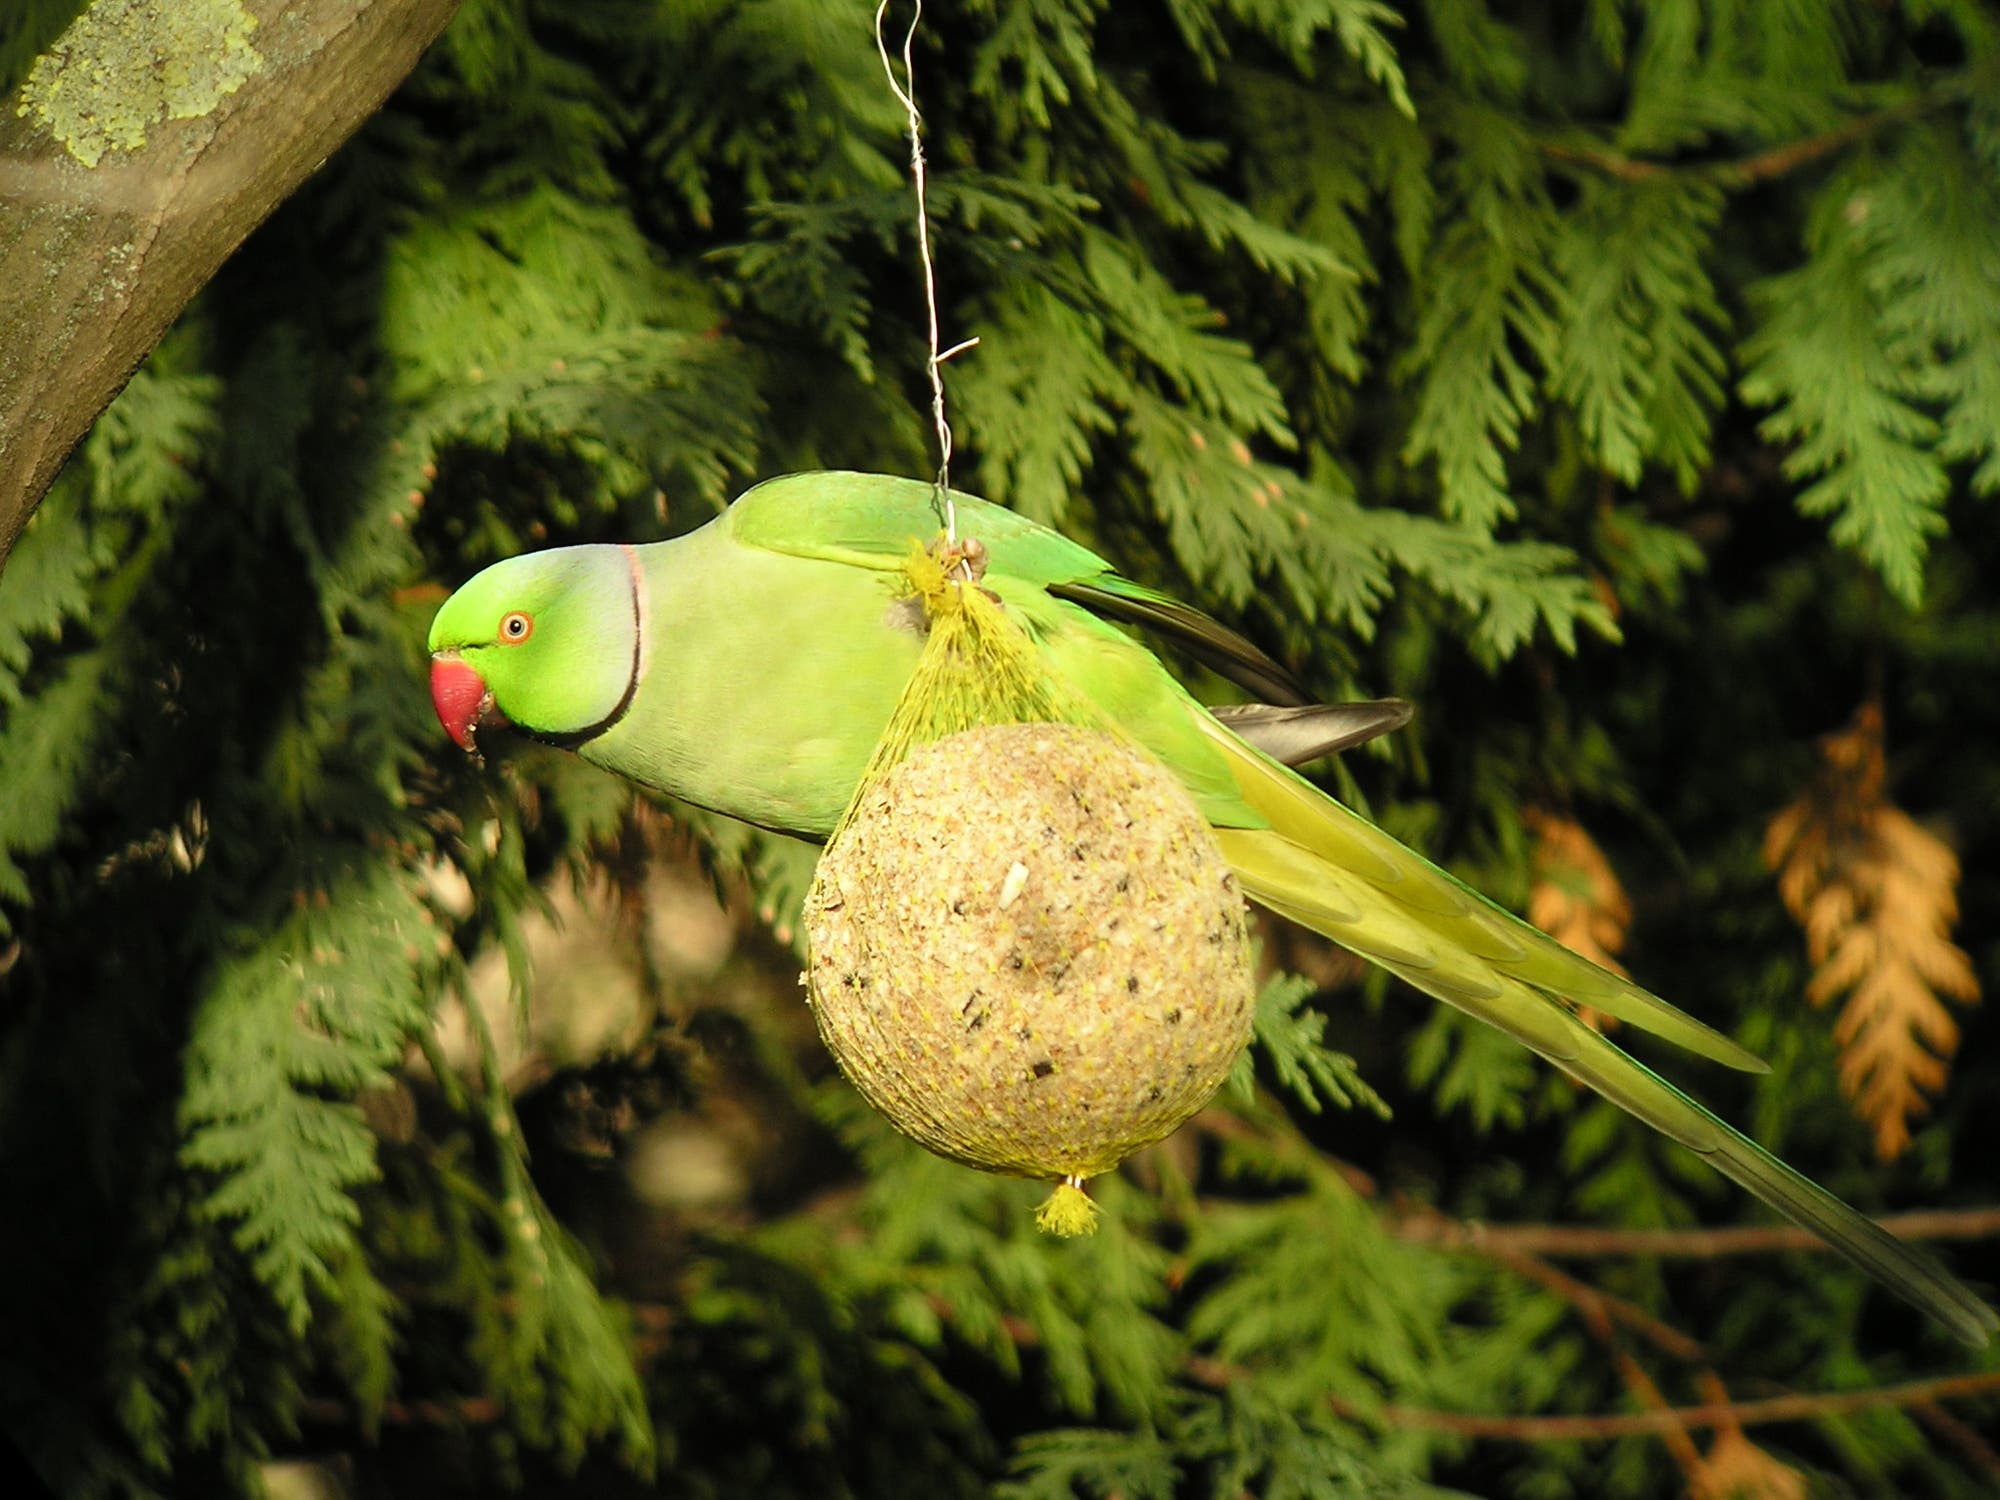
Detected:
[1764,702,1981,1161]
[2,2,1998,1496]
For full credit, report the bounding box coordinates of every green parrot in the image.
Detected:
[428,470,1994,1346]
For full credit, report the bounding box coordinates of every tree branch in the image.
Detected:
[1475,1236,1708,1364]
[1538,64,1998,189]
[1537,106,1898,187]
[1322,1370,2000,1442]
[0,0,463,575]
[1393,1205,2000,1259]
[1913,1399,2000,1482]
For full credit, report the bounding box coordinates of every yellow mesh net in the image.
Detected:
[834,537,1115,838]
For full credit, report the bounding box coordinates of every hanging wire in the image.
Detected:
[874,0,979,545]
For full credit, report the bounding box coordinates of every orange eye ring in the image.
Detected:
[499,611,534,644]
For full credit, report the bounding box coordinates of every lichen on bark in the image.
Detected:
[15,0,262,168]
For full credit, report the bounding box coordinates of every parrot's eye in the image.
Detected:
[499,611,534,643]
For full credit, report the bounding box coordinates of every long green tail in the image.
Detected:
[1200,717,1997,1347]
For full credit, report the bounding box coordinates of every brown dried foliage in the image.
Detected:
[1763,702,1980,1159]
[1526,807,1632,1033]
[1687,1428,1809,1500]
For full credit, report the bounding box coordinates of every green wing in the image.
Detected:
[726,471,1101,583]
[727,472,1309,704]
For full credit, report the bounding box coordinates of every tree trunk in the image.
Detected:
[0,0,462,576]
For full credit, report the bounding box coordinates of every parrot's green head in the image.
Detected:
[427,545,643,753]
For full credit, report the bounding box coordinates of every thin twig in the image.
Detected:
[1619,1356,1705,1480]
[1495,1223,1710,1483]
[300,1394,501,1428]
[1539,63,1999,188]
[1477,1237,1708,1365]
[304,1340,2000,1441]
[1538,103,1892,186]
[1205,1110,2000,1263]
[873,0,977,543]
[1395,1206,2000,1259]
[1318,1369,2000,1441]
[1479,1222,1735,1488]
[1913,1399,2000,1482]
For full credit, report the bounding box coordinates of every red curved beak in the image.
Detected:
[430,654,491,751]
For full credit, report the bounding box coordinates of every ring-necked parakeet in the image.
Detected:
[427,470,1994,1346]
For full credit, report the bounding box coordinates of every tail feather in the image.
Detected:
[1204,721,1997,1346]
[1200,716,1765,1071]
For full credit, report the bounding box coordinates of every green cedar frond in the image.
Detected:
[1176,179,1349,285]
[1740,165,1950,607]
[1631,186,1730,493]
[0,648,113,919]
[1228,970,1390,1119]
[380,188,720,402]
[930,173,1102,244]
[1594,504,1709,611]
[1079,231,1295,449]
[968,0,1103,136]
[1119,393,1314,612]
[1185,1179,1455,1410]
[1617,0,1853,156]
[638,0,905,226]
[724,175,1095,387]
[1181,1385,1472,1500]
[103,1205,306,1489]
[1398,104,1562,531]
[1564,1094,1710,1232]
[996,1427,1180,1500]
[1405,1006,1538,1131]
[405,328,764,509]
[726,203,882,381]
[178,863,439,1334]
[74,341,221,522]
[429,0,540,99]
[1224,77,1426,389]
[1356,507,1618,660]
[323,1240,402,1433]
[480,1186,654,1471]
[1414,0,1529,102]
[0,479,96,710]
[1215,0,1413,116]
[0,355,198,919]
[1547,219,1655,486]
[1546,180,1728,489]
[956,282,1121,526]
[1324,0,1414,115]
[1863,124,2000,497]
[817,1091,1182,1423]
